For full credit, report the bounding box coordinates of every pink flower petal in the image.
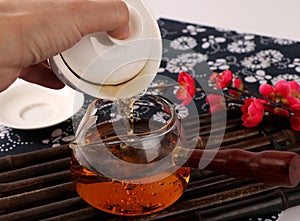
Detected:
[176,88,187,100]
[275,80,291,97]
[176,72,196,106]
[290,116,300,131]
[215,70,233,89]
[259,84,274,98]
[241,98,264,127]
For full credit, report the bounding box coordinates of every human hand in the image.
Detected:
[0,0,129,92]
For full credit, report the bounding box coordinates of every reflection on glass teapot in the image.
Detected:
[70,95,191,216]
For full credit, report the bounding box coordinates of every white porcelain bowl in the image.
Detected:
[50,0,162,100]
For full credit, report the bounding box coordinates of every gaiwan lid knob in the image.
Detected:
[49,0,162,100]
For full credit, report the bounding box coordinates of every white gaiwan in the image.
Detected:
[49,0,162,100]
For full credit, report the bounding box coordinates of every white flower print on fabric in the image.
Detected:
[172,86,181,98]
[182,25,206,36]
[160,28,169,38]
[271,73,300,85]
[166,57,192,73]
[224,32,255,41]
[178,52,208,63]
[256,49,284,63]
[160,28,178,38]
[194,91,206,101]
[248,214,279,221]
[208,58,230,71]
[0,126,32,153]
[174,104,189,119]
[0,125,12,153]
[288,58,300,72]
[241,49,285,71]
[201,35,226,51]
[243,70,272,84]
[109,111,123,122]
[273,37,296,45]
[214,26,232,33]
[227,40,256,54]
[260,36,276,46]
[170,36,197,51]
[148,82,164,95]
[157,67,166,74]
[148,80,174,96]
[153,111,170,124]
[42,127,75,147]
[241,55,271,70]
[166,52,208,73]
[242,34,256,41]
[0,125,10,139]
[156,57,169,74]
[193,71,208,82]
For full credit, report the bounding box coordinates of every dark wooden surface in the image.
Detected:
[1,111,300,221]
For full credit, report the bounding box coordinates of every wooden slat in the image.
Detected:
[1,111,300,220]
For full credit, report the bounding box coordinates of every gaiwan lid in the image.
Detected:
[49,0,162,100]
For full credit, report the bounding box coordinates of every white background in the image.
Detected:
[144,0,300,41]
[143,0,300,220]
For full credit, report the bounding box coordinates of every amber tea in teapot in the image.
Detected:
[70,95,190,216]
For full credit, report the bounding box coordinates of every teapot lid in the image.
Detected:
[50,0,162,100]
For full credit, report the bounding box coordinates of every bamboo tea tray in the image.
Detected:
[1,110,300,221]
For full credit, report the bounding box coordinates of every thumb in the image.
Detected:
[66,0,130,40]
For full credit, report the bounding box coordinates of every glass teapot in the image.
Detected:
[70,95,191,216]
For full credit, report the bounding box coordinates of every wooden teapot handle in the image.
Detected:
[173,148,300,187]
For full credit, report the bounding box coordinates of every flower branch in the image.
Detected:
[175,70,300,131]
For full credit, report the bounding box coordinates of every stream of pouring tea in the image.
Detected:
[114,97,136,134]
[113,90,147,135]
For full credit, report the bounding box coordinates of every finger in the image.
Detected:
[107,24,130,40]
[0,67,20,92]
[66,0,130,39]
[20,62,65,89]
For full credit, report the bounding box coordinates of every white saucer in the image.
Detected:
[0,79,84,130]
[277,205,300,221]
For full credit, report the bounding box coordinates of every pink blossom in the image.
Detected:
[290,104,300,130]
[206,94,226,112]
[274,80,291,98]
[291,103,300,115]
[259,84,275,99]
[176,71,196,106]
[287,96,300,106]
[209,72,219,84]
[290,115,300,131]
[289,80,300,98]
[259,80,299,108]
[204,69,300,131]
[241,98,265,127]
[215,70,233,89]
[259,80,291,100]
[229,78,244,98]
[272,107,290,118]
